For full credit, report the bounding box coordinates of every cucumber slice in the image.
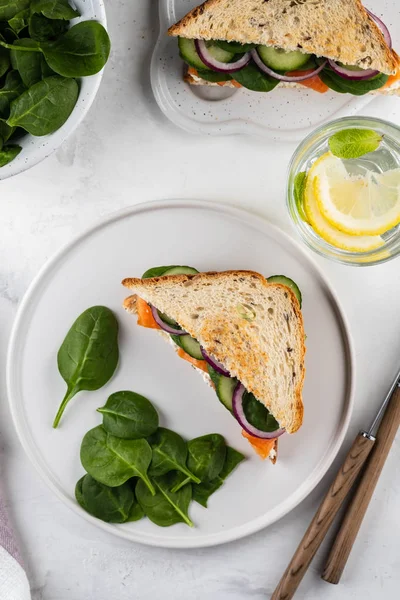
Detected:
[179,37,209,70]
[216,40,256,53]
[216,375,237,412]
[257,46,310,71]
[206,365,236,412]
[267,275,302,307]
[171,334,203,360]
[178,37,235,70]
[163,266,199,276]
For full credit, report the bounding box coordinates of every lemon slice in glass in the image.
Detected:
[312,153,400,236]
[304,156,384,252]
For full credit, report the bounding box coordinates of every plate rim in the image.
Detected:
[6,199,355,548]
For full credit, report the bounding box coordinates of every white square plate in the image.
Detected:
[151,0,399,141]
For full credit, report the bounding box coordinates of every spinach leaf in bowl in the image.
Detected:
[7,75,78,135]
[8,9,30,34]
[136,472,194,527]
[0,70,25,117]
[0,0,31,21]
[80,425,155,494]
[52,305,119,428]
[98,390,159,440]
[41,21,111,77]
[30,0,80,21]
[0,143,21,164]
[11,39,44,87]
[148,427,201,485]
[29,13,68,42]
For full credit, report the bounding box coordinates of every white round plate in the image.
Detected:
[7,200,354,548]
[0,0,107,181]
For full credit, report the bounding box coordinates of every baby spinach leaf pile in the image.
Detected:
[77,390,245,527]
[0,0,110,167]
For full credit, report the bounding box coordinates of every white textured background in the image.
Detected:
[1,1,399,598]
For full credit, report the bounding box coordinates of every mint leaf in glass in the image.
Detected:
[294,171,308,223]
[328,128,382,159]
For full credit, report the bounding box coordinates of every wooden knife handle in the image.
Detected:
[271,433,374,600]
[322,384,400,584]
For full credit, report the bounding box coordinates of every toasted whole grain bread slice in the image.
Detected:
[122,271,306,434]
[124,292,279,462]
[169,0,397,75]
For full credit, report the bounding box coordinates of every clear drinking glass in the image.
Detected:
[287,116,400,266]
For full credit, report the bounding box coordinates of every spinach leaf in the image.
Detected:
[232,63,280,92]
[172,434,226,492]
[0,45,10,78]
[187,434,226,481]
[52,306,119,428]
[319,68,389,95]
[7,75,78,135]
[126,497,145,522]
[0,143,21,165]
[0,70,25,117]
[80,425,155,494]
[29,13,68,41]
[30,0,80,20]
[148,427,201,485]
[136,472,194,527]
[0,0,30,21]
[80,474,135,523]
[75,476,86,509]
[192,447,245,508]
[216,40,256,53]
[196,69,232,83]
[41,21,111,77]
[98,390,159,440]
[8,8,30,34]
[242,391,280,432]
[11,39,43,87]
[0,118,15,147]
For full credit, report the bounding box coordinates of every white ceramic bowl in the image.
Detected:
[0,0,107,180]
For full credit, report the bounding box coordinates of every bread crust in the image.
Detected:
[169,0,397,75]
[123,270,306,434]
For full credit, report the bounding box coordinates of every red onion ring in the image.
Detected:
[366,8,392,48]
[232,383,285,439]
[327,58,379,80]
[251,49,327,82]
[195,39,251,73]
[150,305,188,336]
[200,347,230,376]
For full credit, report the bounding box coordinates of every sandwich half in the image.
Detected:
[122,267,306,463]
[168,0,400,96]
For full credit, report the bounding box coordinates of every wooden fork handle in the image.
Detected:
[271,433,374,600]
[322,384,400,584]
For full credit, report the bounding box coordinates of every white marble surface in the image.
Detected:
[1,1,400,599]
